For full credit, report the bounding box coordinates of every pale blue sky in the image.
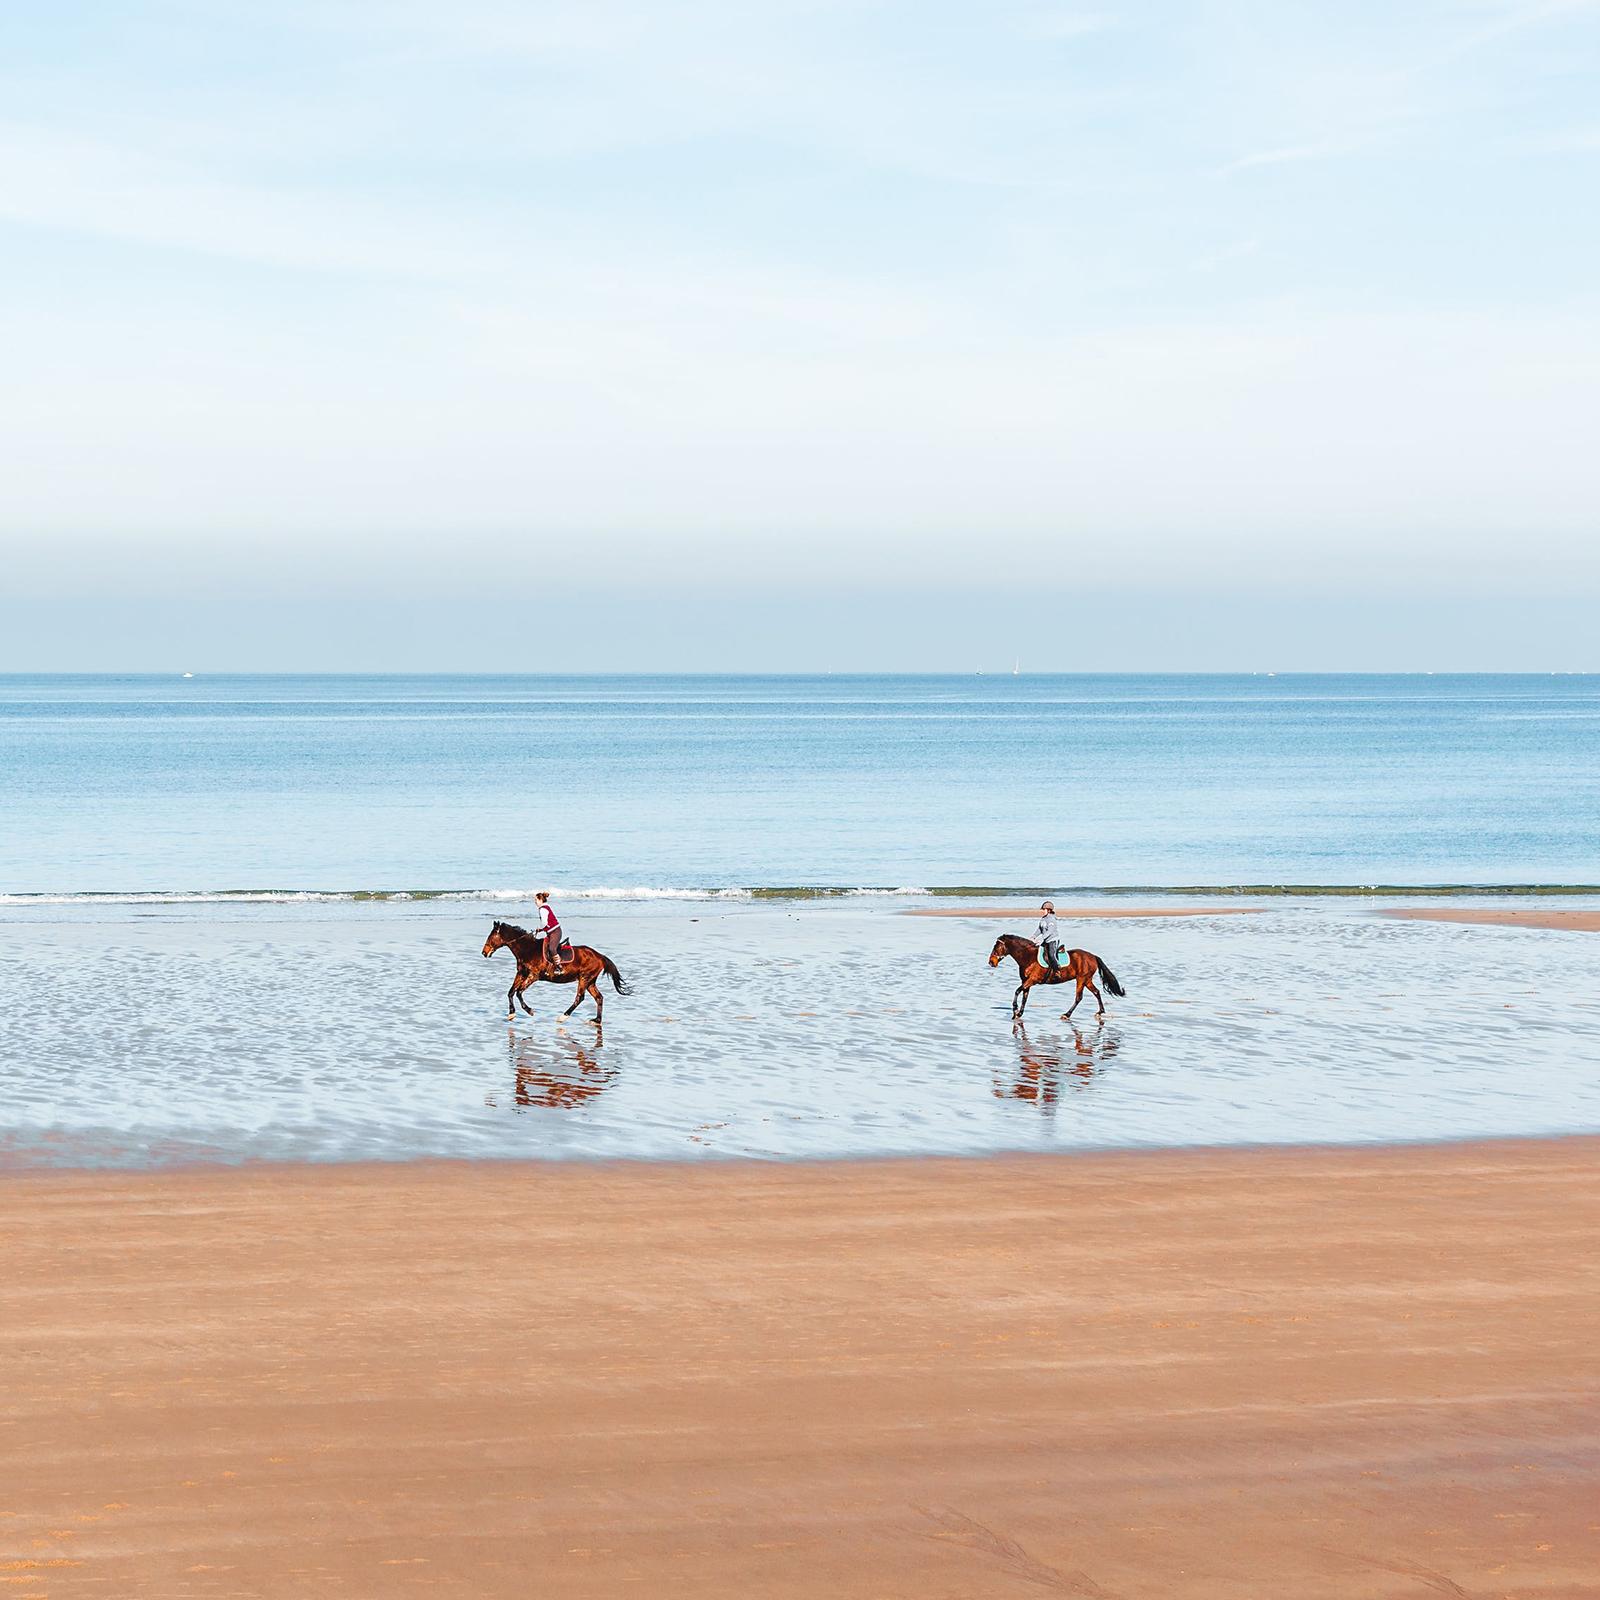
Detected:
[2,1,1598,669]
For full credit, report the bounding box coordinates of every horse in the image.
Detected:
[989,932,1125,1020]
[482,921,629,1022]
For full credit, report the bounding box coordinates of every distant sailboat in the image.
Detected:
[1013,658,1020,677]
[182,672,194,679]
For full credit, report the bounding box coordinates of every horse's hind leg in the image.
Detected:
[1086,978,1105,1017]
[591,977,604,1023]
[1064,978,1087,1019]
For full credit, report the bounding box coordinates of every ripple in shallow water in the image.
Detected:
[1,897,1597,1167]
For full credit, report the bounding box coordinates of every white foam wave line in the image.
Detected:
[0,890,357,905]
[452,886,754,902]
[0,885,950,906]
[0,886,760,906]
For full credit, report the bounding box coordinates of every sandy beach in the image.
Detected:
[7,1139,1598,1597]
[1382,906,1600,932]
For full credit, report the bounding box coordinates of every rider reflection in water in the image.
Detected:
[509,1026,614,1110]
[999,1021,1121,1111]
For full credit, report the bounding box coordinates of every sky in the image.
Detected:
[2,0,1598,670]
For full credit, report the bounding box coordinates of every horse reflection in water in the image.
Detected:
[995,1021,1120,1115]
[505,1026,617,1110]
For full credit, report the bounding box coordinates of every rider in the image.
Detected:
[1036,900,1061,971]
[534,891,565,976]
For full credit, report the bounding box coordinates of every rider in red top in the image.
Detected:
[534,891,564,976]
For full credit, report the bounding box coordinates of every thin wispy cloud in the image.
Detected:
[1445,0,1600,54]
[0,123,497,278]
[1190,237,1260,271]
[1528,125,1600,150]
[1022,9,1118,40]
[1216,140,1354,175]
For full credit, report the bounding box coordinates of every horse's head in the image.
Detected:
[483,920,508,958]
[990,932,1031,968]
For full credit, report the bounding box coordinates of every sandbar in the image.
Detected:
[6,1140,1598,1597]
[904,904,1262,918]
[1382,906,1600,931]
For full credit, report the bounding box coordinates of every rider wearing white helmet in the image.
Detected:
[1036,900,1061,972]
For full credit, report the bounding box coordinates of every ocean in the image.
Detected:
[2,673,1598,1167]
[3,672,1598,897]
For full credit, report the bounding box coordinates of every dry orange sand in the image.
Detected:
[1383,906,1600,932]
[5,1141,1599,1598]
[903,905,1261,918]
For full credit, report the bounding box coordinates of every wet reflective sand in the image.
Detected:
[2,895,1598,1167]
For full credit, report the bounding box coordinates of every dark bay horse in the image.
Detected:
[989,932,1125,1020]
[482,921,629,1022]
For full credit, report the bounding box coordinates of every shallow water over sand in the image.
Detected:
[2,896,1598,1167]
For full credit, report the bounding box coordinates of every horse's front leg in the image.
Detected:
[515,968,539,1016]
[562,977,585,1018]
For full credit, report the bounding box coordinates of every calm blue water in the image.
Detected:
[3,673,1599,894]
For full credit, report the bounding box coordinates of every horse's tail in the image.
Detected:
[1096,957,1126,998]
[600,953,630,995]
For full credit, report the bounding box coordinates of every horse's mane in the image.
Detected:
[495,921,530,938]
[996,931,1037,950]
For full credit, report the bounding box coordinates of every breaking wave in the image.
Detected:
[2,883,1596,908]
